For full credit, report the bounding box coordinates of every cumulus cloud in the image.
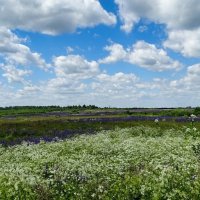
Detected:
[16,85,41,99]
[2,67,200,107]
[170,64,200,90]
[115,0,200,33]
[89,72,180,107]
[115,0,200,58]
[34,54,101,98]
[99,44,127,64]
[1,64,32,84]
[46,78,87,95]
[164,29,200,57]
[0,27,49,70]
[90,72,141,103]
[128,41,182,71]
[0,0,116,35]
[100,41,182,71]
[94,72,138,89]
[53,54,99,79]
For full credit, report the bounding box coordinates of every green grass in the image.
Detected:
[1,126,200,199]
[0,114,198,143]
[0,105,99,116]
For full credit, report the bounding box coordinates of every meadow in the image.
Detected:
[0,106,200,199]
[0,106,200,146]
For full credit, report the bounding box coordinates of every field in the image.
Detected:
[1,106,200,146]
[0,106,200,199]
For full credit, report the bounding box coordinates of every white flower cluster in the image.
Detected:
[0,127,200,199]
[154,118,159,123]
[189,114,197,122]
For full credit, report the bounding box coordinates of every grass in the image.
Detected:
[0,106,196,117]
[1,126,200,199]
[0,106,197,144]
[0,114,198,145]
[0,106,199,198]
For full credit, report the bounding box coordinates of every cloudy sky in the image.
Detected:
[0,0,200,107]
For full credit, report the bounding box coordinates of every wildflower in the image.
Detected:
[154,119,159,123]
[189,114,197,127]
[91,193,96,198]
[193,127,197,131]
[190,114,197,122]
[186,128,191,133]
[190,114,197,118]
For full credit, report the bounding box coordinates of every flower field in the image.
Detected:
[1,126,200,199]
[1,111,200,146]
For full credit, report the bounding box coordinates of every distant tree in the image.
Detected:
[194,107,200,115]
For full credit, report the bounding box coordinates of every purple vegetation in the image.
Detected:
[1,115,199,147]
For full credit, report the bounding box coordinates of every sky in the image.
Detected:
[0,0,200,107]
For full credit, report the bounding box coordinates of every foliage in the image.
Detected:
[158,108,193,117]
[194,107,200,116]
[1,126,200,199]
[0,105,195,117]
[1,115,199,146]
[0,105,99,116]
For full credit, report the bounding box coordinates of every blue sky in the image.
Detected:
[0,0,200,107]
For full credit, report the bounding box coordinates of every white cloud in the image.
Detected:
[100,41,182,71]
[22,85,41,93]
[34,54,100,98]
[41,63,200,107]
[1,64,32,84]
[96,72,138,86]
[0,0,116,35]
[164,29,200,57]
[16,85,41,98]
[2,66,200,107]
[53,54,99,79]
[170,64,200,90]
[89,72,181,107]
[0,27,49,70]
[128,41,182,71]
[115,0,200,58]
[11,77,87,104]
[66,46,74,54]
[91,72,139,97]
[99,44,127,64]
[115,0,200,33]
[46,78,87,94]
[1,53,100,104]
[138,25,148,33]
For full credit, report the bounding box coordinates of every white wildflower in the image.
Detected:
[193,127,197,131]
[186,128,191,133]
[154,119,159,123]
[190,114,197,118]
